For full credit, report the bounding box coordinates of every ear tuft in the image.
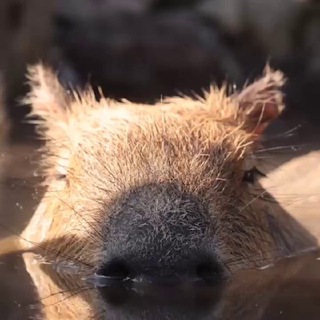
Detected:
[235,65,286,134]
[23,63,69,122]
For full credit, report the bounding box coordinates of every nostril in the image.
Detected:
[195,261,224,283]
[98,260,131,280]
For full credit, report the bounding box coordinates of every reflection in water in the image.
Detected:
[1,249,320,319]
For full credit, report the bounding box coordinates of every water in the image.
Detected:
[1,249,320,319]
[1,119,320,319]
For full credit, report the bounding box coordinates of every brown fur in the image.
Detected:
[1,64,318,319]
[16,63,316,271]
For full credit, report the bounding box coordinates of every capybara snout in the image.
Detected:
[97,182,223,284]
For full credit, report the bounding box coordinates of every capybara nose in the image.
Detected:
[98,254,224,285]
[97,184,224,285]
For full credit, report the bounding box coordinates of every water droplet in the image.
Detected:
[15,202,23,210]
[258,263,274,270]
[85,273,127,288]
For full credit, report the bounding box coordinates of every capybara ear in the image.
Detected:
[23,64,70,133]
[235,66,285,135]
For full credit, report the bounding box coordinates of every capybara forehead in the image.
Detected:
[64,92,253,160]
[65,113,248,203]
[24,64,285,188]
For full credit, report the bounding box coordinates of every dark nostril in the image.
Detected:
[195,261,224,283]
[98,261,131,280]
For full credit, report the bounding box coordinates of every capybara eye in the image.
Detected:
[242,167,266,184]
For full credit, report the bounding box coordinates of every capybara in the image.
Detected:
[0,63,319,319]
[11,63,316,280]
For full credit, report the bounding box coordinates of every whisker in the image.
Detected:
[226,243,318,270]
[0,222,92,268]
[53,196,104,244]
[255,144,310,154]
[39,283,90,302]
[39,286,93,309]
[261,123,304,142]
[240,190,268,212]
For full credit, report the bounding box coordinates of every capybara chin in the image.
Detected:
[16,64,316,284]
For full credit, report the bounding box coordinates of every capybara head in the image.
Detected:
[21,64,315,286]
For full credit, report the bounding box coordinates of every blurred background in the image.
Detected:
[0,0,319,143]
